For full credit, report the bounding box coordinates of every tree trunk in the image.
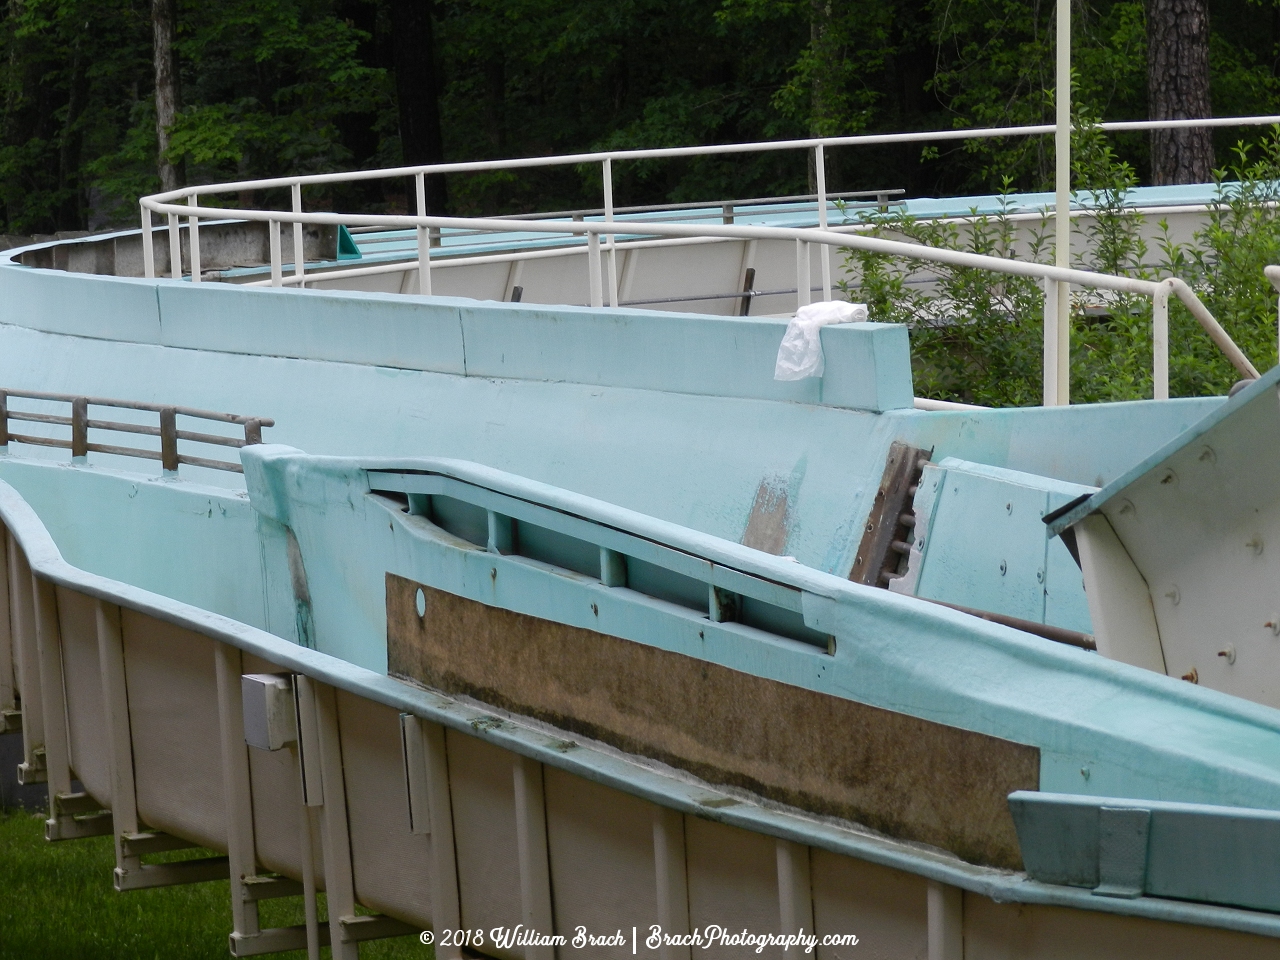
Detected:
[56,31,90,229]
[1146,0,1214,184]
[152,0,184,192]
[391,0,447,214]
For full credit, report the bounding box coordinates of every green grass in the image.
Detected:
[0,808,427,959]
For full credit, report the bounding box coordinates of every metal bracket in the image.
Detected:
[1092,806,1150,899]
[849,442,932,587]
[45,791,113,841]
[114,855,231,892]
[338,914,418,944]
[16,745,45,785]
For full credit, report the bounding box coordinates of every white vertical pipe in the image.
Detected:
[1053,0,1072,404]
[1043,277,1059,406]
[776,840,814,936]
[1153,282,1170,400]
[603,159,618,307]
[188,194,201,283]
[513,756,555,960]
[927,880,964,960]
[795,239,811,311]
[588,231,604,308]
[815,144,832,301]
[140,203,155,279]
[292,183,305,288]
[415,172,432,296]
[168,212,181,280]
[214,642,261,939]
[269,220,283,287]
[96,601,140,886]
[653,808,692,960]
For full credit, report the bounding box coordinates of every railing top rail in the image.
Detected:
[134,200,1174,295]
[0,388,274,427]
[462,189,908,224]
[139,114,1280,205]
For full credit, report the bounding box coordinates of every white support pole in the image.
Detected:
[587,231,604,308]
[1043,277,1060,406]
[168,212,182,280]
[416,172,432,296]
[269,220,283,288]
[291,673,323,960]
[214,642,262,940]
[603,159,618,307]
[314,681,359,960]
[776,840,814,937]
[652,807,691,960]
[795,238,811,311]
[0,530,13,724]
[96,601,141,887]
[32,576,72,836]
[140,204,155,279]
[1053,0,1072,405]
[292,183,306,288]
[1153,282,1170,400]
[815,144,832,301]
[927,880,964,960]
[512,756,555,960]
[423,720,463,960]
[188,194,201,283]
[295,749,322,960]
[7,539,44,784]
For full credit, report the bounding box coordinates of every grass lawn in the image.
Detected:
[0,808,427,959]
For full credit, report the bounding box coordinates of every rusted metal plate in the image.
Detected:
[849,441,930,586]
[387,575,1038,869]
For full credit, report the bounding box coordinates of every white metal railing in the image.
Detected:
[140,116,1280,406]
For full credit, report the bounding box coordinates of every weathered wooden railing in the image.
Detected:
[0,389,273,474]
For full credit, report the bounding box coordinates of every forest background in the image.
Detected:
[2,0,1279,236]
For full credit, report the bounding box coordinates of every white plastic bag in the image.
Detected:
[773,301,868,380]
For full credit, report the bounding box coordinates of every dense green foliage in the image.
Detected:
[846,132,1280,405]
[5,0,1280,232]
[0,807,423,958]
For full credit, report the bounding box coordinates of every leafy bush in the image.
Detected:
[840,128,1280,406]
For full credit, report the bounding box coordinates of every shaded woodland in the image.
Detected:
[3,0,1280,234]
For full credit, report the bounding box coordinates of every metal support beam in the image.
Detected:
[32,575,74,838]
[0,528,15,728]
[215,643,263,939]
[513,755,555,960]
[7,539,43,783]
[776,839,814,937]
[313,680,359,960]
[927,880,964,960]
[652,807,691,960]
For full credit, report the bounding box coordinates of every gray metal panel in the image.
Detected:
[1011,791,1280,912]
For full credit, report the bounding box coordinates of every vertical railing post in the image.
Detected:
[71,398,88,460]
[815,144,832,301]
[587,230,604,308]
[140,203,156,279]
[168,211,182,280]
[1043,278,1060,406]
[415,172,432,296]
[188,193,201,283]
[269,219,283,288]
[292,183,306,288]
[602,159,618,307]
[1153,281,1170,401]
[0,390,8,449]
[159,407,178,474]
[795,238,811,311]
[243,418,262,446]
